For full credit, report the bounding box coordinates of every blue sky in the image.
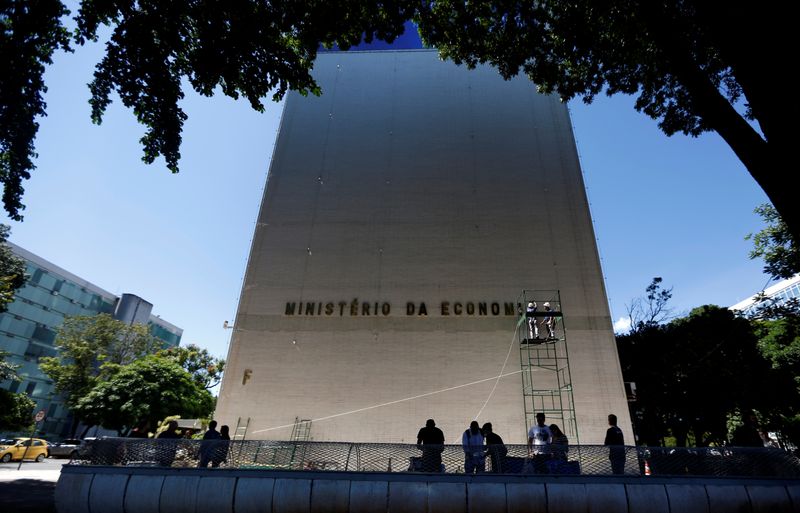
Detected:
[3,38,772,362]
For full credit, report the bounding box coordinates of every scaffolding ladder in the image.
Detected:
[517,290,578,442]
[233,417,250,440]
[291,418,313,442]
[251,418,314,469]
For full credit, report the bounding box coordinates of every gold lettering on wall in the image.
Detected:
[284,299,521,317]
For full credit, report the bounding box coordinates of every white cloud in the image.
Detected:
[613,316,632,334]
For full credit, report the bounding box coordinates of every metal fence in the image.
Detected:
[68,439,800,478]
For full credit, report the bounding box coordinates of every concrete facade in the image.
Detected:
[216,50,631,444]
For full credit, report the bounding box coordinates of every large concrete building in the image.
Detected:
[216,49,631,444]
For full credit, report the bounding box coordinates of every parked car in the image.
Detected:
[0,437,49,463]
[49,438,84,459]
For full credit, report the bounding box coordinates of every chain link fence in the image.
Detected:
[67,439,800,478]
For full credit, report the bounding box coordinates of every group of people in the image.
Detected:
[417,412,627,474]
[415,418,510,473]
[529,412,626,474]
[128,419,232,467]
[194,420,232,468]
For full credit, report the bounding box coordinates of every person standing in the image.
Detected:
[198,420,222,468]
[604,414,626,475]
[156,420,181,467]
[128,420,150,438]
[527,413,552,473]
[211,425,231,468]
[462,421,485,474]
[731,411,764,447]
[127,420,150,463]
[482,422,507,473]
[549,424,569,461]
[416,419,445,472]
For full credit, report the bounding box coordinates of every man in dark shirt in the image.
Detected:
[198,420,222,467]
[604,414,625,474]
[731,411,764,447]
[156,420,181,467]
[416,419,445,472]
[482,422,507,473]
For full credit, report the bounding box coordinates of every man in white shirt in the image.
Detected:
[527,412,553,473]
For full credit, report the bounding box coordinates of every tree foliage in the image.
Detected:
[625,277,673,333]
[39,313,159,419]
[747,204,800,281]
[0,388,36,432]
[0,1,71,220]
[618,305,773,446]
[0,348,35,432]
[158,343,225,390]
[0,348,19,382]
[74,355,214,433]
[1,0,412,219]
[619,304,800,446]
[3,2,797,242]
[755,317,800,391]
[0,224,26,312]
[415,0,798,242]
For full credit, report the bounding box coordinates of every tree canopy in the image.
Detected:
[40,313,159,431]
[618,305,776,446]
[1,0,411,220]
[0,387,36,432]
[0,350,35,432]
[2,1,796,243]
[158,343,225,390]
[74,354,214,433]
[0,224,31,431]
[0,224,26,312]
[415,0,796,241]
[747,204,800,282]
[624,277,673,333]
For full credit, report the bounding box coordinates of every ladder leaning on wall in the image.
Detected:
[233,417,250,440]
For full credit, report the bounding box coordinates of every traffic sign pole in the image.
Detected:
[17,410,46,471]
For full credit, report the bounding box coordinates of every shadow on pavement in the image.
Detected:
[0,478,55,513]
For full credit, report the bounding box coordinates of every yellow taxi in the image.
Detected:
[0,437,49,463]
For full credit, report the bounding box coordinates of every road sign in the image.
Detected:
[34,410,46,423]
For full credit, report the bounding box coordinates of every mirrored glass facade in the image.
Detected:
[0,243,182,438]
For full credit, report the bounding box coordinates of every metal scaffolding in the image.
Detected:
[517,290,578,442]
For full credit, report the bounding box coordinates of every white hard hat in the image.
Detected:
[527,302,534,308]
[543,302,550,308]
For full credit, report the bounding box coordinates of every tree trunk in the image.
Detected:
[69,416,80,438]
[745,148,800,243]
[642,4,800,243]
[79,424,93,439]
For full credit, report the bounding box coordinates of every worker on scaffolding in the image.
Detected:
[526,301,539,340]
[543,302,556,340]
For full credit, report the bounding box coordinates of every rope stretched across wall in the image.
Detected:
[250,367,523,435]
[474,319,522,421]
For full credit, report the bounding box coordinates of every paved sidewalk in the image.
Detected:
[0,464,62,513]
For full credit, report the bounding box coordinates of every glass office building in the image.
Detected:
[730,275,800,315]
[0,243,182,438]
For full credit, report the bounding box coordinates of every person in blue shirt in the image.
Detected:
[462,421,485,474]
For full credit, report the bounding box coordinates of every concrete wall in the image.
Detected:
[56,466,800,513]
[216,49,631,444]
